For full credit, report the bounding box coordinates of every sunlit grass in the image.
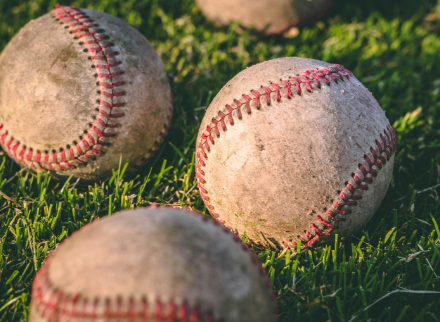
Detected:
[0,0,439,321]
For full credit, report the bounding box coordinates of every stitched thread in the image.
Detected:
[293,125,398,248]
[0,5,122,171]
[32,264,215,322]
[195,64,398,249]
[32,208,278,321]
[0,5,172,172]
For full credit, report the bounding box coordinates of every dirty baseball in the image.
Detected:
[0,5,172,182]
[196,57,397,249]
[29,207,278,322]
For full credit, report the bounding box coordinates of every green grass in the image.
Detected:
[1,0,440,321]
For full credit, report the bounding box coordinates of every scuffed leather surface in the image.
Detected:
[196,57,394,247]
[0,8,172,181]
[29,208,277,322]
[196,0,332,34]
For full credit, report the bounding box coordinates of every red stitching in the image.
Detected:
[32,206,278,321]
[0,5,127,171]
[195,64,398,249]
[297,125,397,248]
[251,90,262,108]
[280,80,293,98]
[33,262,219,322]
[242,94,252,114]
[1,6,171,172]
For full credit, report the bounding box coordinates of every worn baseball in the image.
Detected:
[195,57,397,249]
[0,5,172,181]
[29,207,278,322]
[196,0,332,35]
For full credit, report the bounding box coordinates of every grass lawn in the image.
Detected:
[1,0,440,321]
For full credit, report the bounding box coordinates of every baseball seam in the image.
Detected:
[31,208,278,321]
[0,5,172,172]
[195,64,398,249]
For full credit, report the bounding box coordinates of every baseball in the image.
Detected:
[195,57,397,249]
[29,207,278,322]
[196,0,332,35]
[0,5,172,181]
